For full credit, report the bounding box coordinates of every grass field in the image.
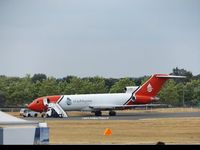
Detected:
[6,108,200,144]
[47,118,200,144]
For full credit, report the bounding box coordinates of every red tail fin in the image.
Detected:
[134,74,185,104]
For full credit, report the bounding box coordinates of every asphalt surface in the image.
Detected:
[24,111,200,121]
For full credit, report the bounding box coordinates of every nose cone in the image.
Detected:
[27,101,36,111]
[27,99,44,112]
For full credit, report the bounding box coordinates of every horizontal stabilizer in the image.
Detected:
[156,75,186,78]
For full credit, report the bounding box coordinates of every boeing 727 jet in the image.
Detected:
[27,74,185,117]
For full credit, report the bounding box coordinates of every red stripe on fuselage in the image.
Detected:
[44,95,62,103]
[126,100,134,105]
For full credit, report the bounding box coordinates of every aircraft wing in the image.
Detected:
[0,111,38,125]
[89,104,167,111]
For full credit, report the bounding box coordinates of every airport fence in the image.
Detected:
[0,107,25,112]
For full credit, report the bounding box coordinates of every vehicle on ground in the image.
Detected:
[20,108,40,117]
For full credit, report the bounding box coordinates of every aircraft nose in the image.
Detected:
[27,102,34,110]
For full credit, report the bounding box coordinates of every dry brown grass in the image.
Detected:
[5,108,200,144]
[46,117,200,144]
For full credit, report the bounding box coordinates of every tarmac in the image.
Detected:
[24,111,200,121]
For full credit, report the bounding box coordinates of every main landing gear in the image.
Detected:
[94,111,102,116]
[109,111,116,116]
[93,111,117,116]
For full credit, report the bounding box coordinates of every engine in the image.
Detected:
[124,86,139,93]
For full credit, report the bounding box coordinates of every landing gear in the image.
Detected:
[93,111,116,116]
[41,113,45,118]
[94,111,102,116]
[109,111,116,116]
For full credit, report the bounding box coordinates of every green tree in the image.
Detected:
[0,76,6,101]
[38,77,60,97]
[0,91,6,107]
[158,80,179,106]
[31,80,42,99]
[192,80,200,106]
[193,74,200,80]
[171,67,193,83]
[57,81,68,95]
[184,79,200,106]
[140,76,150,85]
[32,73,47,83]
[175,82,185,106]
[184,80,195,106]
[63,77,88,94]
[88,76,108,93]
[105,78,118,90]
[62,75,77,83]
[6,75,34,106]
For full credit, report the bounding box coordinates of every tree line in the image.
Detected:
[0,67,200,107]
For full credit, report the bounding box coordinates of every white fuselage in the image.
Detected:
[58,93,132,111]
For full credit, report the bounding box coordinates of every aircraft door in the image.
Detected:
[43,98,50,106]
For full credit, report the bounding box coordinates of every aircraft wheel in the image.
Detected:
[109,111,116,116]
[45,114,50,118]
[95,111,102,116]
[41,114,45,118]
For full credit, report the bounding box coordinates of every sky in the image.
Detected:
[0,0,200,78]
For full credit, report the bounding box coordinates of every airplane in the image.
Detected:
[27,74,185,117]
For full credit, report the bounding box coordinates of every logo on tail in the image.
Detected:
[147,84,153,93]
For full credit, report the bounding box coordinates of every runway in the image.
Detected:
[24,111,200,121]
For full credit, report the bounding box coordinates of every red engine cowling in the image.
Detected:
[134,95,158,104]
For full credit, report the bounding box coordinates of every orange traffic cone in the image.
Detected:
[104,128,112,136]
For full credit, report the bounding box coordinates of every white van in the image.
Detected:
[20,108,40,117]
